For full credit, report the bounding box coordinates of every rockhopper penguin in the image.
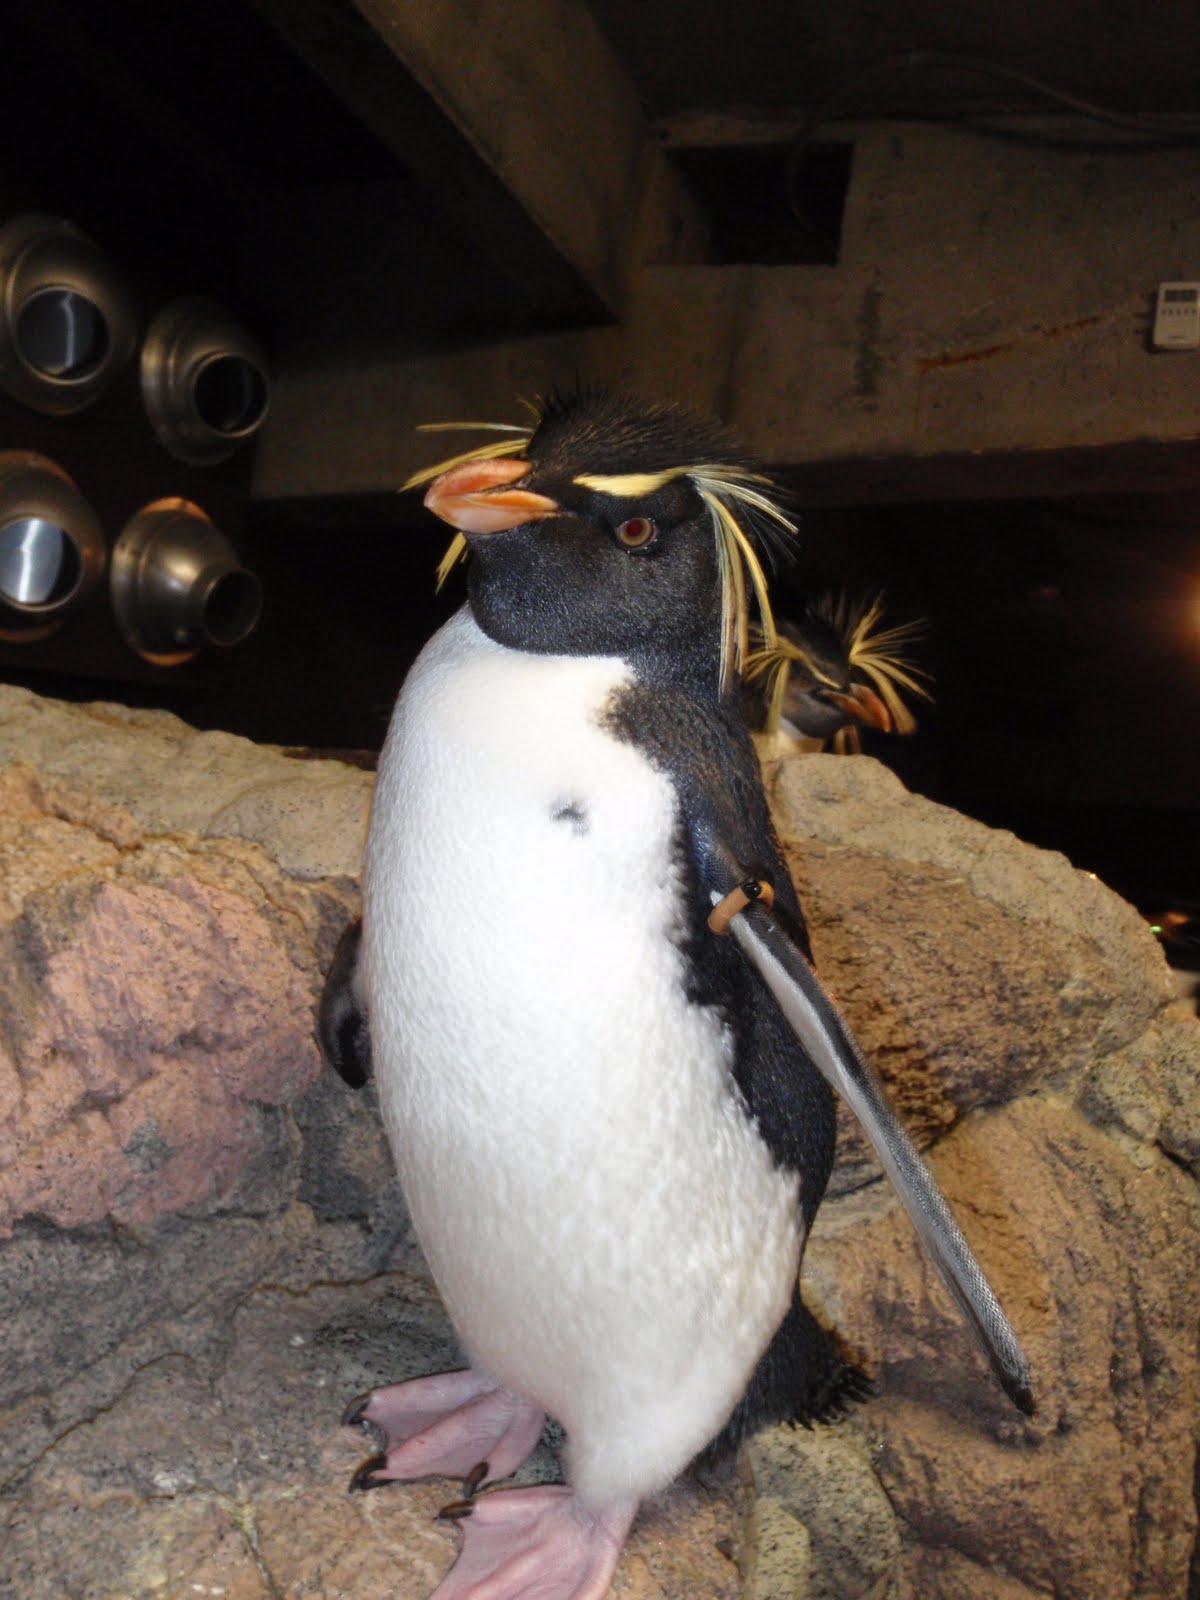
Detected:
[346,391,1030,1600]
[744,593,930,751]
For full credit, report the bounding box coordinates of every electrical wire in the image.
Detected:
[787,48,1200,225]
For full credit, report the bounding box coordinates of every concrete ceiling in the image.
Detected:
[20,0,1197,503]
[587,0,1200,118]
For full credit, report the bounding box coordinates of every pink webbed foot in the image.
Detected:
[343,1370,545,1492]
[432,1486,636,1600]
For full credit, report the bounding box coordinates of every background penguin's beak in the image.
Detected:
[821,683,894,732]
[423,458,560,534]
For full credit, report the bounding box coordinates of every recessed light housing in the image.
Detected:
[110,497,262,664]
[0,451,106,640]
[0,215,137,415]
[141,299,271,465]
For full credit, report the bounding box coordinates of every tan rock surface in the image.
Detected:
[0,683,372,879]
[0,695,1196,1600]
[13,1269,741,1600]
[761,747,1178,1188]
[763,750,1200,1600]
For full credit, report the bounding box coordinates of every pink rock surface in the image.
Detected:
[0,773,323,1236]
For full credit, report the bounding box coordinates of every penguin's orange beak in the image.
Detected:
[423,458,560,535]
[822,683,893,732]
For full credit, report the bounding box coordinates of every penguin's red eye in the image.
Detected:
[614,516,657,550]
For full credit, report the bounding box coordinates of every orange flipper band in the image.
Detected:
[707,877,775,936]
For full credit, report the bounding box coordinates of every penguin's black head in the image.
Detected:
[776,612,862,739]
[745,594,929,746]
[415,390,794,695]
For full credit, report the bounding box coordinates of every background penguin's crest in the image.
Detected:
[404,390,797,692]
[745,593,931,749]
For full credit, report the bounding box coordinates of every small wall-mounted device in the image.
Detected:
[1152,282,1200,350]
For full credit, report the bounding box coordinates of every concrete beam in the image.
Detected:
[347,0,706,315]
[252,0,707,321]
[248,0,588,322]
[255,119,1200,504]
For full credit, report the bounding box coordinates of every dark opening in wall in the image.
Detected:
[667,140,852,264]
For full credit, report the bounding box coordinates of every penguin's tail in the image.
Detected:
[318,919,373,1089]
[695,1291,871,1465]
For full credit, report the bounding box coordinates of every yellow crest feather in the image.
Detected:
[573,469,687,495]
[835,595,931,737]
[692,469,794,695]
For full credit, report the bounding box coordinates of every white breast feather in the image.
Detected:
[364,607,800,1505]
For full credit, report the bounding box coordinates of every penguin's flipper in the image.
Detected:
[318,918,372,1088]
[709,869,1033,1417]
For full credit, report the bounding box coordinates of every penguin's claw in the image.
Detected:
[339,1370,544,1488]
[341,1392,372,1429]
[437,1499,476,1522]
[348,1452,388,1493]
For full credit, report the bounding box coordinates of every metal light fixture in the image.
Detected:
[0,215,137,414]
[110,497,262,664]
[0,451,106,640]
[141,298,271,465]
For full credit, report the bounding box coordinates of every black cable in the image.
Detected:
[802,49,1200,139]
[787,48,1200,226]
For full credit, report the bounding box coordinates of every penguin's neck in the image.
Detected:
[465,598,725,703]
[627,639,725,700]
